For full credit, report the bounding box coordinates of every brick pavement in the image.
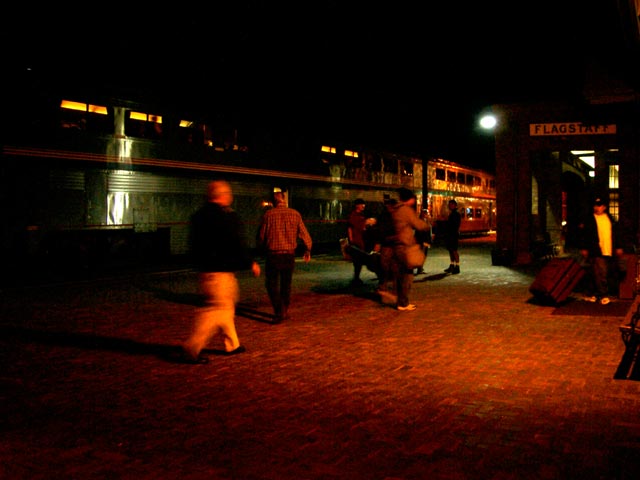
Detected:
[2,237,640,479]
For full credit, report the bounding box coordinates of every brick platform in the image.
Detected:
[2,238,640,479]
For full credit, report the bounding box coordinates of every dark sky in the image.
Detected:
[5,2,625,172]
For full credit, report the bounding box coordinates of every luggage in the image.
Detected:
[529,257,585,305]
[346,244,382,276]
[617,253,637,300]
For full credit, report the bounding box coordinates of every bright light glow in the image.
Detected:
[321,145,336,154]
[570,150,594,155]
[579,155,595,168]
[479,115,497,129]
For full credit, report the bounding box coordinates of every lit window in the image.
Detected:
[608,164,619,189]
[321,145,337,154]
[608,191,619,222]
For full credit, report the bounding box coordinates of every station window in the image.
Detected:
[608,164,620,221]
[457,172,465,184]
[448,170,457,182]
[608,164,619,189]
[435,168,445,181]
[608,191,619,221]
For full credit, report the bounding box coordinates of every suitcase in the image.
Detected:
[529,257,585,305]
[617,253,637,300]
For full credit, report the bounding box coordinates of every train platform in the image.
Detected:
[2,236,640,479]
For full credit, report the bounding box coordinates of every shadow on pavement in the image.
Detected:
[1,324,181,362]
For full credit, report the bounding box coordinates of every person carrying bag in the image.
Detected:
[389,188,431,311]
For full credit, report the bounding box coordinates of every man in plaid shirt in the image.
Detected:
[257,189,312,323]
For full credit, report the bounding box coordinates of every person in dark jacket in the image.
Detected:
[182,180,260,363]
[443,199,462,274]
[347,198,368,285]
[578,196,623,305]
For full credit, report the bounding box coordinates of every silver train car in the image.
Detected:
[2,94,425,275]
[2,88,494,280]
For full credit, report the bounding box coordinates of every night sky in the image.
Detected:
[4,2,627,173]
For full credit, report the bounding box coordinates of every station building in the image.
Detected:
[492,2,640,266]
[493,99,640,265]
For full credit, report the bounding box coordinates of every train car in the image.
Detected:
[1,91,426,276]
[2,81,495,280]
[424,158,496,237]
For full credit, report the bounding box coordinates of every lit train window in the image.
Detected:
[59,99,109,133]
[126,111,163,139]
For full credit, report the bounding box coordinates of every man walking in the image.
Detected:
[257,188,312,323]
[182,180,261,364]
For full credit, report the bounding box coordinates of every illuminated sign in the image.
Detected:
[529,123,616,136]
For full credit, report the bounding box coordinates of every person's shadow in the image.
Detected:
[414,272,448,282]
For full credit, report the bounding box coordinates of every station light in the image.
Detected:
[479,114,497,130]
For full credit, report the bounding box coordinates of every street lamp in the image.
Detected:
[479,114,497,130]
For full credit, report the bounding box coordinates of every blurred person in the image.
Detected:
[578,196,624,305]
[182,180,261,364]
[414,208,432,275]
[443,199,462,274]
[371,197,399,303]
[389,188,431,311]
[347,198,368,285]
[257,188,312,323]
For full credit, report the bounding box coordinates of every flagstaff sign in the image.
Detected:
[529,123,616,136]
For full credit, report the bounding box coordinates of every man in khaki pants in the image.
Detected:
[182,180,260,364]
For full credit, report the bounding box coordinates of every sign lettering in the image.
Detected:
[529,123,616,136]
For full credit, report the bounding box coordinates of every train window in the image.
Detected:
[401,161,413,176]
[474,176,481,186]
[448,171,456,182]
[457,172,465,184]
[126,111,163,139]
[475,208,482,218]
[60,100,110,134]
[466,174,474,185]
[436,168,445,180]
[466,207,473,218]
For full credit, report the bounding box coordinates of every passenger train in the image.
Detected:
[1,89,495,274]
